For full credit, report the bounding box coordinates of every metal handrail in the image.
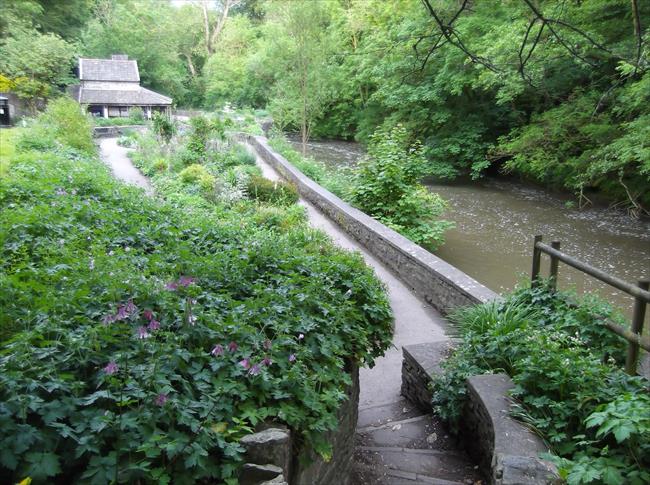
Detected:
[531,235,649,375]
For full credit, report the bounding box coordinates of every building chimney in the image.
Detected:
[111,54,129,60]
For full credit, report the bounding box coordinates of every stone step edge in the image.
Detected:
[356,414,431,434]
[357,445,466,458]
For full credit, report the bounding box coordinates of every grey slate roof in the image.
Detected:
[79,58,140,82]
[78,86,172,106]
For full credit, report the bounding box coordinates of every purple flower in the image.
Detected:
[263,339,272,350]
[165,281,178,291]
[104,361,119,375]
[155,393,168,406]
[178,276,196,287]
[147,320,160,331]
[239,358,251,370]
[248,364,261,376]
[288,354,296,363]
[55,187,67,196]
[211,344,224,356]
[262,356,272,367]
[136,326,150,339]
[228,341,238,352]
[143,309,154,321]
[125,299,138,315]
[101,313,115,325]
[115,305,128,321]
[298,333,305,341]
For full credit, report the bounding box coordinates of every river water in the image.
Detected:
[288,138,650,321]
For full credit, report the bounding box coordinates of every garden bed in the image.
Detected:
[0,101,393,483]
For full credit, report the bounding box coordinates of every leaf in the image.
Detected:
[25,451,61,479]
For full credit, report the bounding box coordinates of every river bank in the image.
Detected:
[287,137,650,321]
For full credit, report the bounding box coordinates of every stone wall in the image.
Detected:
[92,125,148,138]
[244,135,498,315]
[462,374,559,485]
[401,341,453,412]
[239,364,359,485]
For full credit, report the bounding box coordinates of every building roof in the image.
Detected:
[74,85,172,106]
[79,57,140,82]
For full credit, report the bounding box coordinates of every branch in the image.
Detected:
[420,0,499,72]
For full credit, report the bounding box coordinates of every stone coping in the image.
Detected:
[92,125,147,137]
[242,134,499,315]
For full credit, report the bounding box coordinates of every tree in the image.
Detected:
[263,1,336,154]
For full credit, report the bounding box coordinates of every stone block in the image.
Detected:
[240,427,291,476]
[239,463,284,485]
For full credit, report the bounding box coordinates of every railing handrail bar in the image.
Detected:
[536,242,650,302]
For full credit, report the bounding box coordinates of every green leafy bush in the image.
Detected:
[350,124,453,248]
[179,163,215,190]
[246,175,299,206]
[18,97,94,154]
[433,284,649,485]
[0,108,393,483]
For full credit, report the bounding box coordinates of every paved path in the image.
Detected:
[98,137,153,195]
[248,145,482,485]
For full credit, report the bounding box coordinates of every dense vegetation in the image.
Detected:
[434,284,650,485]
[0,99,393,483]
[2,0,648,212]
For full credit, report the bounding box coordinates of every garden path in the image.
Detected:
[99,137,153,195]
[247,144,482,485]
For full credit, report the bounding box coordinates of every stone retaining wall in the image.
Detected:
[239,364,359,485]
[401,341,453,412]
[244,135,498,314]
[92,125,148,138]
[462,374,559,485]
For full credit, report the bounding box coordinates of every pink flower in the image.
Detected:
[125,299,138,315]
[147,320,160,331]
[239,359,251,370]
[262,356,272,367]
[263,339,272,350]
[248,364,261,376]
[228,341,238,352]
[178,276,196,287]
[101,314,115,325]
[155,393,168,406]
[136,326,150,339]
[143,309,154,321]
[104,361,119,375]
[115,305,128,321]
[211,344,224,356]
[165,281,178,291]
[288,354,296,363]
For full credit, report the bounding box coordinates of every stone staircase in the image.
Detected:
[352,397,482,485]
[351,342,484,485]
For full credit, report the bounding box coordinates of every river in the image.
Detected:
[288,137,650,321]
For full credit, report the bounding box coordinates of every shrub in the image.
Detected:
[180,163,215,190]
[152,112,175,144]
[128,107,144,123]
[246,175,299,206]
[433,284,649,485]
[350,124,453,248]
[0,112,393,483]
[20,97,94,154]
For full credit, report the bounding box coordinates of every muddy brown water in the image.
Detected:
[288,138,650,323]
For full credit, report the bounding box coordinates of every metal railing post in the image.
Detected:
[531,235,543,288]
[549,241,561,291]
[626,279,650,375]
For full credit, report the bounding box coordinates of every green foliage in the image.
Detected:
[0,97,393,483]
[433,284,649,484]
[152,112,176,144]
[17,97,94,154]
[246,175,299,206]
[350,125,453,248]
